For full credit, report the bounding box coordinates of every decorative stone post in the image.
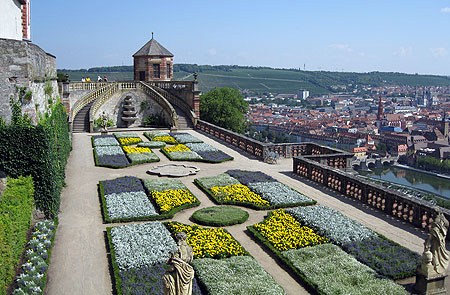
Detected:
[415,211,449,295]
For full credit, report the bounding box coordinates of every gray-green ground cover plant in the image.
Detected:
[192,256,286,295]
[281,244,407,295]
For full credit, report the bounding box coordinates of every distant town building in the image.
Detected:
[0,0,30,41]
[297,89,310,100]
[133,34,174,82]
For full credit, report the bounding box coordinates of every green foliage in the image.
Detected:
[93,117,114,130]
[0,102,71,218]
[200,87,248,133]
[417,156,447,172]
[142,113,166,126]
[0,176,35,294]
[192,206,249,227]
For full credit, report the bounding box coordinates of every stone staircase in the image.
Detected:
[72,102,94,133]
[173,105,193,129]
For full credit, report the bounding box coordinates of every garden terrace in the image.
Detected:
[44,128,449,295]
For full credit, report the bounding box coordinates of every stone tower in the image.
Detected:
[133,33,174,82]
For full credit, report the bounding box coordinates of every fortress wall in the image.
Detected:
[0,38,57,124]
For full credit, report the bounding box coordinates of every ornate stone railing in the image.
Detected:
[68,82,108,91]
[196,120,266,159]
[146,84,197,126]
[138,82,178,130]
[88,83,120,132]
[293,156,450,238]
[69,84,114,130]
[195,120,353,169]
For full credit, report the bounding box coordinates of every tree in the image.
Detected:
[200,87,248,133]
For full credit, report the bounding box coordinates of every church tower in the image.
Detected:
[376,96,383,130]
[133,33,174,82]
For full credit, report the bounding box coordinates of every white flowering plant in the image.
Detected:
[169,133,203,144]
[105,191,158,219]
[13,220,56,295]
[185,142,218,152]
[109,222,177,271]
[247,182,314,206]
[286,206,377,246]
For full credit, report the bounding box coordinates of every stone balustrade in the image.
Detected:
[195,120,353,169]
[293,156,450,238]
[88,83,120,132]
[68,82,108,91]
[69,84,115,130]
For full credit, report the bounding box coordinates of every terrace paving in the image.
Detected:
[45,128,450,295]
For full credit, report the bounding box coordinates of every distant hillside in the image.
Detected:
[59,64,450,96]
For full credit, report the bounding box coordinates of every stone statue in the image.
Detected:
[163,232,195,295]
[425,212,450,275]
[101,112,108,134]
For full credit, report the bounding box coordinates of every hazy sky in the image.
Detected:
[31,0,450,75]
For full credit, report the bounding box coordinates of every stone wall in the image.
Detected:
[94,89,168,128]
[0,38,57,124]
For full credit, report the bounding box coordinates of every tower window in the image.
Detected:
[167,63,171,78]
[153,64,160,79]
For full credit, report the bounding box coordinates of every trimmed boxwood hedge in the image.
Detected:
[0,176,34,294]
[194,179,316,210]
[0,102,70,218]
[192,206,249,227]
[99,180,200,223]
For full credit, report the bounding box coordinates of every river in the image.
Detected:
[359,166,450,199]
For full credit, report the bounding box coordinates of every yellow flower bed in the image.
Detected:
[122,146,152,154]
[151,189,197,212]
[211,184,270,207]
[253,209,328,251]
[163,144,190,153]
[118,137,142,145]
[167,222,247,258]
[152,136,177,144]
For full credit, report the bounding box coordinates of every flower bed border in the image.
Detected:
[99,181,200,223]
[106,227,123,295]
[194,179,316,210]
[161,148,234,163]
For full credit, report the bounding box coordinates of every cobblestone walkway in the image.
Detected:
[45,129,448,295]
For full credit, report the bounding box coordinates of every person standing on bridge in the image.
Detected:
[103,76,108,82]
[81,77,85,82]
[97,76,102,82]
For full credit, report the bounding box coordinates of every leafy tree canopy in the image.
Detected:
[200,87,248,133]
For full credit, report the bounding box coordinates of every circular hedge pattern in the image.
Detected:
[192,206,249,227]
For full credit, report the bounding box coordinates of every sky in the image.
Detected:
[31,0,450,75]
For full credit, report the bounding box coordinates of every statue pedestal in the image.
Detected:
[101,128,108,135]
[415,273,447,295]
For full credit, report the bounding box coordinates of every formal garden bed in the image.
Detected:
[13,220,57,295]
[99,177,200,223]
[247,206,417,294]
[144,131,178,144]
[286,206,422,279]
[161,143,233,163]
[195,170,316,209]
[191,206,249,227]
[92,135,159,168]
[107,221,286,295]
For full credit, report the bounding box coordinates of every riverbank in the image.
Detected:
[393,164,450,181]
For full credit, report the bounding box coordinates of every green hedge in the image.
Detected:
[0,103,71,217]
[192,206,249,227]
[0,176,35,294]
